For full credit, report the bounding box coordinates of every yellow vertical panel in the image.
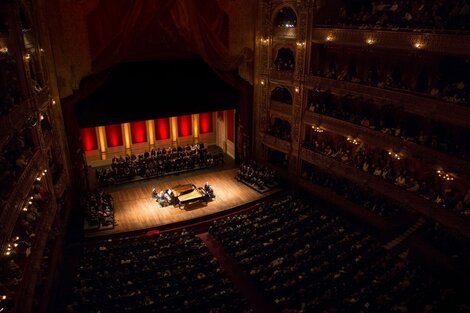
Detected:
[192,114,199,143]
[170,117,178,146]
[147,120,155,146]
[123,123,131,149]
[97,126,107,160]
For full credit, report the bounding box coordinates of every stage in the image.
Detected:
[85,167,279,237]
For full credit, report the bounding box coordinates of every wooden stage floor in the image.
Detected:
[86,167,278,237]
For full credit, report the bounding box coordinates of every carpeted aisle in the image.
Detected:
[198,232,277,313]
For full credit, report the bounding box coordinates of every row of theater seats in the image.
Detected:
[301,161,403,219]
[64,193,469,313]
[0,57,23,117]
[208,195,468,312]
[67,230,248,313]
[235,161,277,192]
[266,118,292,141]
[80,190,114,229]
[303,131,470,217]
[320,0,470,31]
[308,90,470,161]
[0,128,36,201]
[0,181,51,312]
[314,60,470,107]
[95,145,224,185]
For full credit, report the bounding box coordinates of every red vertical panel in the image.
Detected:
[178,115,192,137]
[199,112,213,134]
[154,118,170,140]
[105,124,123,147]
[131,121,147,143]
[80,127,98,151]
[226,109,235,142]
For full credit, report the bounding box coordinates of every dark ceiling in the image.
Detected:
[75,58,239,128]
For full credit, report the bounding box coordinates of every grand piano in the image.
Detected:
[171,184,209,209]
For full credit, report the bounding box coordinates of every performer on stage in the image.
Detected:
[151,188,158,200]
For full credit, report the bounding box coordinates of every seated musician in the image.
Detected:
[151,188,158,199]
[203,182,215,198]
[157,190,167,206]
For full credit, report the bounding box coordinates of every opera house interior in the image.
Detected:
[0,0,469,312]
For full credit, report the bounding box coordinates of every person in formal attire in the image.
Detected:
[151,188,158,199]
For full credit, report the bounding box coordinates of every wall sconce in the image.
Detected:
[326,35,334,42]
[24,53,31,60]
[437,170,454,181]
[260,37,269,45]
[388,151,401,160]
[0,46,8,54]
[295,86,300,93]
[347,137,360,145]
[260,79,265,86]
[296,41,306,47]
[366,38,375,45]
[52,99,56,105]
[40,48,44,52]
[414,41,424,49]
[311,125,323,133]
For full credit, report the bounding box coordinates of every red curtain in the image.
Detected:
[87,0,245,72]
[178,115,192,137]
[199,112,213,134]
[226,109,235,142]
[154,118,170,140]
[105,124,123,147]
[80,127,97,151]
[131,121,147,143]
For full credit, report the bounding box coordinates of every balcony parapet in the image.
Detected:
[269,69,295,82]
[305,75,470,129]
[303,111,470,178]
[270,100,292,117]
[0,149,42,252]
[312,27,470,56]
[300,148,470,240]
[262,133,291,154]
[0,99,33,147]
[298,179,390,231]
[34,86,50,110]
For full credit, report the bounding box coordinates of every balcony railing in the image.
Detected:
[0,149,42,253]
[34,86,50,110]
[0,99,32,146]
[273,27,297,39]
[303,111,470,178]
[305,75,470,129]
[269,69,295,82]
[262,133,291,154]
[270,100,292,117]
[300,147,470,240]
[312,28,470,56]
[298,179,390,231]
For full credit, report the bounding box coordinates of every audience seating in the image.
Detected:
[67,230,248,313]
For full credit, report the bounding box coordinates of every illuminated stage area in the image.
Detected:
[86,168,278,237]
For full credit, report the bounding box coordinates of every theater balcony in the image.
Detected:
[305,75,470,129]
[311,28,470,56]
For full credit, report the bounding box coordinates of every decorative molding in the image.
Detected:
[262,132,291,153]
[312,28,470,56]
[305,75,470,129]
